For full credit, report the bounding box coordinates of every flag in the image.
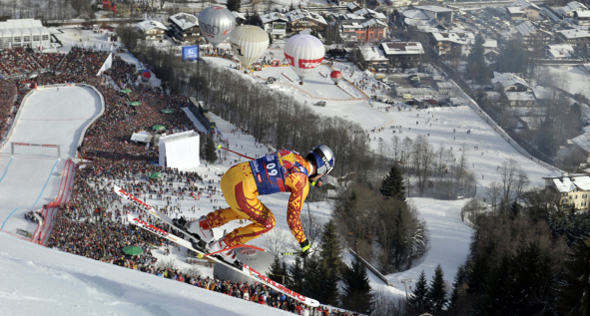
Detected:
[145,13,147,20]
[21,39,23,46]
[84,41,87,48]
[99,43,102,50]
[9,42,11,48]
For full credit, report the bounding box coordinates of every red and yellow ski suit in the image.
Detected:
[206,149,312,247]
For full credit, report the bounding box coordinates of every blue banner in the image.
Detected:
[182,45,199,61]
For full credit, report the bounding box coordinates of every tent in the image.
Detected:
[159,131,200,169]
[130,131,152,143]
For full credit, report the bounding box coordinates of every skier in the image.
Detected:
[175,145,335,266]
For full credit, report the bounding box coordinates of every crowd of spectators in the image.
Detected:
[0,46,361,315]
[0,80,17,139]
[0,47,38,76]
[58,46,110,75]
[30,51,66,70]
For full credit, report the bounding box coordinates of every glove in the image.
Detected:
[300,240,313,258]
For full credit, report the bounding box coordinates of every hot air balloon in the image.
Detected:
[230,25,269,73]
[198,6,235,47]
[330,70,342,85]
[283,34,324,85]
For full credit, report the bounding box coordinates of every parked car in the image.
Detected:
[315,101,326,107]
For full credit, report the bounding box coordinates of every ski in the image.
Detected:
[114,185,320,307]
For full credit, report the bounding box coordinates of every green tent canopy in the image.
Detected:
[152,125,165,131]
[121,88,132,94]
[122,246,143,256]
[127,101,141,106]
[149,172,162,179]
[161,109,175,114]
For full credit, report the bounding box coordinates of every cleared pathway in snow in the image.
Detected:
[0,86,102,236]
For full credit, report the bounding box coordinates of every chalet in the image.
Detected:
[514,21,552,50]
[260,12,289,39]
[135,20,168,41]
[558,1,588,18]
[285,9,327,34]
[574,10,590,26]
[168,12,200,43]
[429,31,471,56]
[556,29,590,49]
[543,174,590,210]
[491,72,535,107]
[506,0,540,21]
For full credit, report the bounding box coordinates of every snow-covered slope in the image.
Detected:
[0,232,289,316]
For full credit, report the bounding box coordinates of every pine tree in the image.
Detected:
[341,255,374,315]
[203,135,218,163]
[226,0,241,12]
[466,33,488,85]
[559,234,590,315]
[320,220,342,275]
[427,264,447,312]
[304,255,339,305]
[408,270,429,312]
[268,255,287,284]
[448,264,467,313]
[379,164,406,201]
[287,256,306,294]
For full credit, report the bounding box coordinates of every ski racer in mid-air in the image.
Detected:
[175,145,335,266]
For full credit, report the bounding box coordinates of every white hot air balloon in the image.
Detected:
[230,25,269,72]
[198,6,235,47]
[283,34,324,85]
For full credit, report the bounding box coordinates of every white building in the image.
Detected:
[558,1,588,17]
[545,43,575,59]
[136,20,168,41]
[0,19,51,49]
[260,12,288,39]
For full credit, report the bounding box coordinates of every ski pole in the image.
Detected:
[217,145,254,160]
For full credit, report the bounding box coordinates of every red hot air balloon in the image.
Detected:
[330,70,342,85]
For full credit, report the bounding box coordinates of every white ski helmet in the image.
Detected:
[307,145,335,175]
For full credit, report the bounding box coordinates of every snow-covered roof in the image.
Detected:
[547,174,590,192]
[361,18,388,28]
[136,20,168,32]
[402,10,429,20]
[515,21,537,35]
[491,72,530,89]
[545,43,575,59]
[285,9,327,25]
[381,42,424,55]
[557,28,590,39]
[574,10,590,18]
[483,39,497,48]
[355,8,387,20]
[505,91,535,101]
[169,12,198,30]
[414,5,454,13]
[508,0,540,11]
[560,1,588,14]
[347,2,362,12]
[431,32,470,45]
[358,45,387,62]
[260,12,288,24]
[232,11,246,20]
[0,19,50,36]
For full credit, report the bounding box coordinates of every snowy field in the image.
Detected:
[0,232,290,316]
[0,86,102,237]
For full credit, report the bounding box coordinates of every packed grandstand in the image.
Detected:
[0,46,359,316]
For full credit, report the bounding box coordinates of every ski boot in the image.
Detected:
[172,216,213,253]
[209,238,243,270]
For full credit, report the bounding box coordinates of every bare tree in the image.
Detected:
[498,158,520,202]
[411,135,436,196]
[515,169,530,199]
[486,182,502,211]
[263,227,291,255]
